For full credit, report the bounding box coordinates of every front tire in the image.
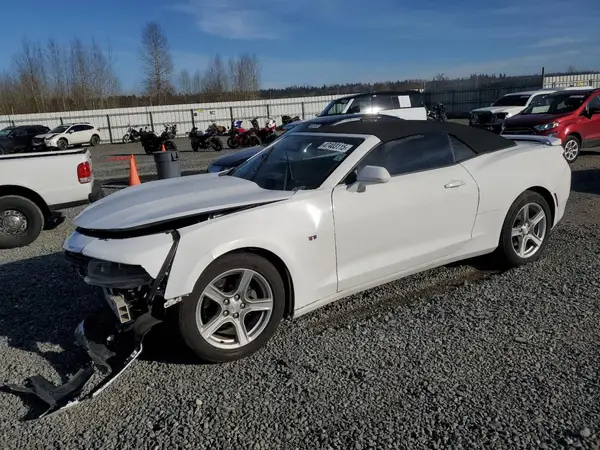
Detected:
[227,137,239,149]
[57,138,68,150]
[0,195,44,249]
[178,253,285,363]
[563,135,580,163]
[211,137,223,151]
[497,190,552,267]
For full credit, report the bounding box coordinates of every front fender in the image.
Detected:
[164,235,296,300]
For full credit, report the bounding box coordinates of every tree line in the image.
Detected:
[0,20,596,116]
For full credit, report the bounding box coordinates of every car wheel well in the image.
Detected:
[565,132,581,144]
[0,185,50,218]
[225,247,295,319]
[524,186,555,225]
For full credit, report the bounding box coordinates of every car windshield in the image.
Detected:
[319,98,351,116]
[228,133,365,191]
[491,94,531,107]
[521,92,591,115]
[49,125,69,134]
[0,128,15,137]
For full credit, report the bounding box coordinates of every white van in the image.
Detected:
[283,91,428,130]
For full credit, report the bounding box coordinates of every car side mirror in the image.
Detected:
[348,165,391,192]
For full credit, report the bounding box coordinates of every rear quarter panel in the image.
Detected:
[459,142,569,252]
[0,149,94,207]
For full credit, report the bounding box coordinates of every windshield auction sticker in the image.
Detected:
[317,142,354,152]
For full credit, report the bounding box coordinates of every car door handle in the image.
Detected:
[444,180,465,189]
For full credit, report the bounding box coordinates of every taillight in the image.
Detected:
[77,161,92,183]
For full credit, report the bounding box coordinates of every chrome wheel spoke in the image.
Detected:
[203,284,228,305]
[530,211,544,226]
[199,314,229,339]
[232,319,250,346]
[511,227,522,238]
[529,234,543,247]
[517,235,527,257]
[235,270,254,299]
[244,297,273,313]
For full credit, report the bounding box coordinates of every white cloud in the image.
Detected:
[527,36,587,48]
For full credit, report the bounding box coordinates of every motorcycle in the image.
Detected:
[122,125,143,143]
[140,127,177,154]
[427,103,447,122]
[281,115,301,126]
[227,120,261,149]
[162,124,177,140]
[251,118,278,145]
[189,124,223,152]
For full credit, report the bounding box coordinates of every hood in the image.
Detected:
[503,112,572,127]
[283,120,307,130]
[35,133,60,139]
[471,106,524,115]
[210,146,263,167]
[74,173,294,231]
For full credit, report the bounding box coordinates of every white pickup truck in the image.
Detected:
[0,148,100,249]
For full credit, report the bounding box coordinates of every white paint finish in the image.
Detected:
[332,164,479,291]
[164,190,339,306]
[65,132,571,318]
[73,171,294,230]
[0,149,94,207]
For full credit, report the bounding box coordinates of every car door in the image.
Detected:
[11,128,30,152]
[580,94,600,146]
[332,132,479,292]
[67,125,84,144]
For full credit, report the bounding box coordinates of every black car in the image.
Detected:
[0,125,50,155]
[206,113,405,173]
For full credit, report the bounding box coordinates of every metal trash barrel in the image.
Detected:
[153,150,182,179]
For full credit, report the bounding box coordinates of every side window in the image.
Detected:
[13,128,28,137]
[81,125,94,131]
[26,127,40,135]
[69,125,81,133]
[371,95,393,111]
[409,92,424,107]
[449,135,476,161]
[360,132,455,176]
[587,95,600,113]
[347,96,373,114]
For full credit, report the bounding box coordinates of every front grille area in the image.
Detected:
[502,127,536,135]
[476,112,493,124]
[63,250,91,276]
[33,138,45,145]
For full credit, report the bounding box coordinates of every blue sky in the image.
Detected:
[0,0,599,92]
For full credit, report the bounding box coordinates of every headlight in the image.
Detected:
[496,113,508,121]
[85,260,153,288]
[534,122,559,131]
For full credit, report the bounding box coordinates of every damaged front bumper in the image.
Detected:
[3,230,181,420]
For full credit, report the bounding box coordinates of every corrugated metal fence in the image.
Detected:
[543,73,600,88]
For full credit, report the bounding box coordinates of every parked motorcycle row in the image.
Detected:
[426,103,448,122]
[126,115,303,153]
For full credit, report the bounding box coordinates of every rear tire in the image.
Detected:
[164,139,177,151]
[562,135,580,163]
[178,253,285,363]
[90,135,100,146]
[0,195,44,249]
[496,190,552,267]
[211,137,223,151]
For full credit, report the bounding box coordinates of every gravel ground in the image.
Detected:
[0,146,599,449]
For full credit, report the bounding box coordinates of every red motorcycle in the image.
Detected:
[251,118,278,145]
[226,120,261,149]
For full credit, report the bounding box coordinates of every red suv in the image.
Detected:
[501,88,600,163]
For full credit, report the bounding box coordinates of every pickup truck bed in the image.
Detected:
[0,148,100,249]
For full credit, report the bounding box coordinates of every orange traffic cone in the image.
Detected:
[161,143,166,152]
[129,154,141,186]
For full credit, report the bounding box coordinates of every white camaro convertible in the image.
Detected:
[65,114,572,362]
[7,115,571,416]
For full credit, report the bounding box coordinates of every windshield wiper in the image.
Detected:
[282,150,296,191]
[249,147,275,182]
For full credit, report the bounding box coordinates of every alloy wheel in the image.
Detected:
[511,203,547,259]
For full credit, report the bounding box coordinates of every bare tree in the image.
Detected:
[46,38,69,110]
[191,70,203,95]
[13,38,48,113]
[139,22,174,104]
[227,53,261,100]
[178,69,192,96]
[202,54,228,101]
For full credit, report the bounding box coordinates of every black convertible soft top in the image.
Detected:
[294,115,517,154]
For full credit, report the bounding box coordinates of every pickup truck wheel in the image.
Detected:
[0,195,44,249]
[497,190,551,268]
[563,135,580,163]
[90,135,100,146]
[57,138,68,150]
[178,253,285,363]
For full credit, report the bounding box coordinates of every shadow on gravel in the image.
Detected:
[571,168,600,195]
